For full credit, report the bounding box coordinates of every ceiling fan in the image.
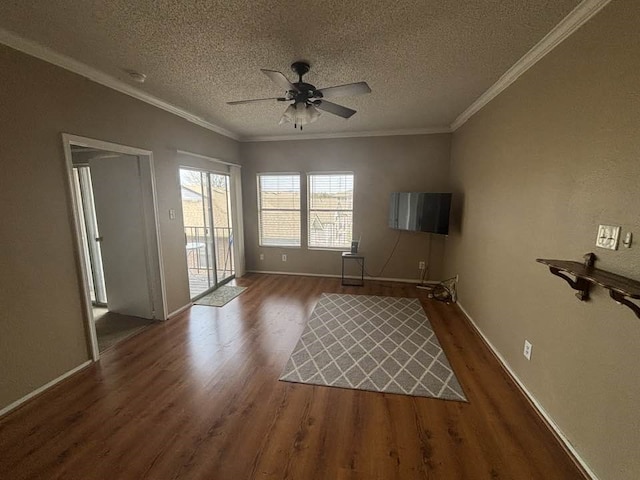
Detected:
[227,62,371,130]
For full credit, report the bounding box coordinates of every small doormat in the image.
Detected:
[280,293,467,401]
[194,285,247,307]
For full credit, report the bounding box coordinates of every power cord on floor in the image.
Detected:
[357,230,402,278]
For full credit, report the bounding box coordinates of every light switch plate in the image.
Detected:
[596,225,621,250]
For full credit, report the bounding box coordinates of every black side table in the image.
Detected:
[341,252,365,286]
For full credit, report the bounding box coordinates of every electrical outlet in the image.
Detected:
[523,340,532,361]
[169,209,176,220]
[259,253,264,260]
[418,261,426,270]
[281,254,287,262]
[596,225,621,250]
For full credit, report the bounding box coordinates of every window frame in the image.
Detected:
[256,172,302,248]
[306,171,355,251]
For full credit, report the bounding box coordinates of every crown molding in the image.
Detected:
[0,28,240,140]
[242,126,452,143]
[451,0,612,131]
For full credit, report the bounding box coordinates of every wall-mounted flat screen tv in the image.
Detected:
[388,192,452,235]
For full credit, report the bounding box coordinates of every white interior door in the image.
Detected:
[89,155,154,319]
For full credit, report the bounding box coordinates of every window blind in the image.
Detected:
[257,174,301,247]
[308,173,354,249]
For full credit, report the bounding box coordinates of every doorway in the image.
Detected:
[179,168,235,299]
[64,135,167,359]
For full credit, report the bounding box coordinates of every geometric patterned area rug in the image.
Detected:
[280,294,467,401]
[194,285,247,307]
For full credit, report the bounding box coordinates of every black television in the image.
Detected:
[388,192,452,235]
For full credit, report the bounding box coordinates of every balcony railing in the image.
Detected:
[185,226,234,294]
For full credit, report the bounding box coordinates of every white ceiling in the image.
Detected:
[0,0,582,140]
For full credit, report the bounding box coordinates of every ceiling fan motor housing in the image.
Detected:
[290,62,321,104]
[292,82,321,104]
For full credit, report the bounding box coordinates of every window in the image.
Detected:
[257,173,301,247]
[308,173,354,249]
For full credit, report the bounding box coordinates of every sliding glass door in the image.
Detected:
[180,168,234,299]
[210,174,234,284]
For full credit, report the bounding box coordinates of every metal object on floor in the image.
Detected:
[341,252,365,286]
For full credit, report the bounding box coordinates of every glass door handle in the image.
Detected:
[95,236,104,242]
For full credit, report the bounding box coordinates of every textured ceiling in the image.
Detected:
[0,0,580,139]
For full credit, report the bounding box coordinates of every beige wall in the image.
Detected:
[240,135,451,280]
[444,2,640,479]
[0,44,239,410]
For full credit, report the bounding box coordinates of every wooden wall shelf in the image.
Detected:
[536,253,640,319]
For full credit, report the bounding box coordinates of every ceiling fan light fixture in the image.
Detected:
[307,104,321,123]
[280,102,321,130]
[279,104,296,125]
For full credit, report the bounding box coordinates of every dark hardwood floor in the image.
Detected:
[0,274,585,479]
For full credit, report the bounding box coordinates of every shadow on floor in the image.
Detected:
[93,308,155,352]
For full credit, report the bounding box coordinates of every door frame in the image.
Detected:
[176,150,245,281]
[62,133,168,361]
[179,166,236,300]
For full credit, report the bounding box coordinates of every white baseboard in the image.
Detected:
[456,302,598,480]
[168,302,192,319]
[0,360,92,419]
[247,269,423,284]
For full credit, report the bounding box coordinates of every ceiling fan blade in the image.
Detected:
[227,97,287,105]
[316,82,371,99]
[316,100,357,119]
[261,69,300,92]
